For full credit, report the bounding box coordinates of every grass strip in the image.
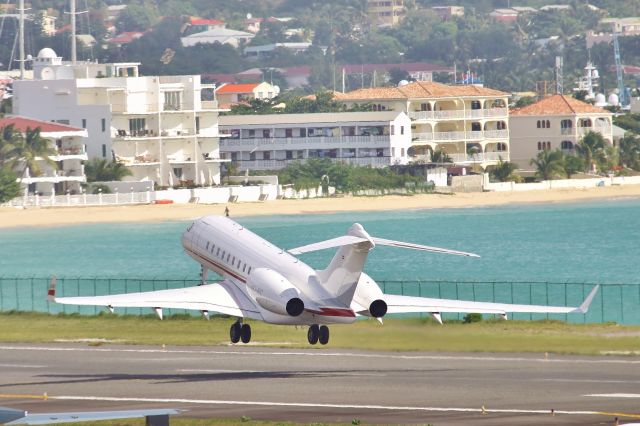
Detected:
[1,311,639,355]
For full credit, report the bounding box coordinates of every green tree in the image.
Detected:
[115,0,160,33]
[576,131,607,173]
[563,155,584,178]
[618,134,640,171]
[84,158,132,182]
[530,149,565,180]
[1,126,57,177]
[431,150,453,164]
[0,166,20,203]
[488,157,518,182]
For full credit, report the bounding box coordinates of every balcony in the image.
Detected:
[408,108,508,121]
[412,130,508,143]
[220,135,389,149]
[50,145,88,161]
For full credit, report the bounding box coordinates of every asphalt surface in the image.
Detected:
[1,343,639,425]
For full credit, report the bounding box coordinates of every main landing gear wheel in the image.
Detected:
[307,324,319,345]
[240,323,251,344]
[318,325,329,345]
[230,322,241,344]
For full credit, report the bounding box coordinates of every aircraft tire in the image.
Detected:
[240,323,251,344]
[319,325,329,345]
[307,324,319,345]
[230,322,241,344]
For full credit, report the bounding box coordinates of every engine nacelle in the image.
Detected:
[247,268,304,317]
[353,272,387,318]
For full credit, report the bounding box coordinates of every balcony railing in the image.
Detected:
[412,129,508,143]
[408,108,508,121]
[220,135,389,148]
[446,152,508,163]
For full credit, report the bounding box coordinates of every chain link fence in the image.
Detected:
[0,277,638,324]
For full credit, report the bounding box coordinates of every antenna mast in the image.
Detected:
[555,56,563,94]
[19,0,25,78]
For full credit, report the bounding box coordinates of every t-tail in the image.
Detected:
[288,223,479,314]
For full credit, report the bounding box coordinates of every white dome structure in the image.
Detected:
[398,80,409,87]
[608,93,619,107]
[594,93,607,106]
[37,48,58,59]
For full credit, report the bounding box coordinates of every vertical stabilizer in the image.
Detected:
[316,223,375,306]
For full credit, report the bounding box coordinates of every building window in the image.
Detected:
[263,151,271,160]
[101,118,106,132]
[537,120,541,128]
[496,142,507,151]
[561,141,573,150]
[470,100,481,110]
[129,118,146,136]
[390,125,394,135]
[285,128,292,138]
[248,129,255,137]
[561,119,572,129]
[102,144,107,157]
[164,91,181,111]
[286,150,293,160]
[401,148,405,156]
[81,118,87,128]
[400,126,404,135]
[263,129,270,138]
[195,116,200,134]
[173,167,183,179]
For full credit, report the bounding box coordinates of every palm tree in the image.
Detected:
[84,158,132,182]
[431,149,453,164]
[0,124,22,167]
[576,131,607,173]
[618,134,640,171]
[530,149,565,180]
[488,157,518,182]
[2,126,57,177]
[563,155,584,178]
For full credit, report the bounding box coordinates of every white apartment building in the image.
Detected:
[337,81,510,169]
[218,111,412,171]
[13,48,226,187]
[509,94,614,170]
[0,116,87,195]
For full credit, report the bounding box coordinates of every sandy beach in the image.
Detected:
[2,185,640,229]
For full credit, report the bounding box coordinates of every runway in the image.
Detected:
[1,344,639,425]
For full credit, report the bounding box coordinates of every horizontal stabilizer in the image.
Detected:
[288,235,369,255]
[372,237,480,257]
[288,235,479,258]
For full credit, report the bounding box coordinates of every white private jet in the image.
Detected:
[49,216,599,345]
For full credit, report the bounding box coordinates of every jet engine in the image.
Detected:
[246,268,305,316]
[352,272,387,318]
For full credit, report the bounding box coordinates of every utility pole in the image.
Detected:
[19,0,25,78]
[70,0,76,63]
[555,56,563,95]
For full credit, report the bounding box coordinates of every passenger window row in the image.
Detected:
[204,240,251,275]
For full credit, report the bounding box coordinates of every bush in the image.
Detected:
[463,313,483,323]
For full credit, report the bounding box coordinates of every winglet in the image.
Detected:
[577,285,599,313]
[47,277,57,302]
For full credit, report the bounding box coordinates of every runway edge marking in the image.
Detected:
[51,395,599,416]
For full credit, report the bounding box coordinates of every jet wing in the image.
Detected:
[49,278,263,320]
[4,408,180,425]
[383,285,599,317]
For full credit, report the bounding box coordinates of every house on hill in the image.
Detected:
[0,115,88,195]
[215,82,280,107]
[509,94,613,171]
[338,81,510,169]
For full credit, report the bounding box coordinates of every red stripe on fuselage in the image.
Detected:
[185,247,247,284]
[306,307,356,318]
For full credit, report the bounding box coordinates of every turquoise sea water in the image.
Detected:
[2,198,640,283]
[1,198,640,323]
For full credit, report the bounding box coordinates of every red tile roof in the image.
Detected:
[215,83,260,94]
[108,31,144,44]
[339,81,508,101]
[510,94,610,116]
[190,17,225,26]
[0,116,85,134]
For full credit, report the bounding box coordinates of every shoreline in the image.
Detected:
[2,184,640,229]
